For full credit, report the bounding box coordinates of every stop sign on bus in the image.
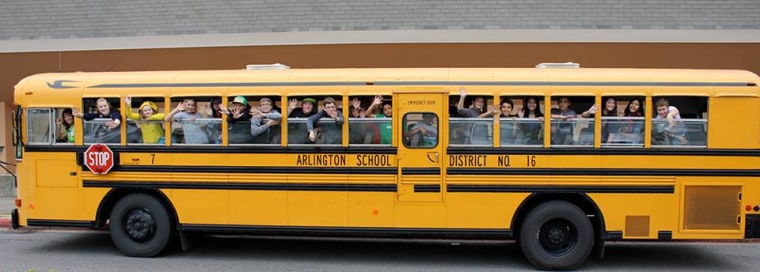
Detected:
[84,144,115,175]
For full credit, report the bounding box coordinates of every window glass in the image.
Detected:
[602,96,645,148]
[348,95,392,146]
[651,96,708,147]
[403,112,438,148]
[550,96,594,147]
[54,108,75,144]
[226,95,283,145]
[286,96,343,145]
[498,96,544,147]
[81,97,122,144]
[124,96,165,145]
[27,108,52,145]
[449,90,493,146]
[166,96,222,145]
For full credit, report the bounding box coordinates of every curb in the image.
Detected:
[0,217,10,229]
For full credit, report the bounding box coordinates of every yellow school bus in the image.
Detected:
[10,64,760,270]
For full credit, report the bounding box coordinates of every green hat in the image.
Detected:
[302,98,316,105]
[232,96,248,105]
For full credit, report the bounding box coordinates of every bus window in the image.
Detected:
[80,97,122,145]
[348,95,392,146]
[26,108,52,145]
[124,96,165,145]
[550,96,594,147]
[249,96,282,145]
[602,96,645,147]
[224,95,283,145]
[54,108,75,144]
[499,96,544,147]
[311,96,343,145]
[166,96,222,145]
[652,96,708,147]
[404,113,438,148]
[286,96,318,145]
[449,90,493,146]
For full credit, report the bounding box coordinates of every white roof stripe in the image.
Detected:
[2,29,759,53]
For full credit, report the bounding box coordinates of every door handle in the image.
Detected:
[69,172,77,176]
[426,152,439,164]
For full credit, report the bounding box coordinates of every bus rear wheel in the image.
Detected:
[519,200,593,270]
[109,193,173,257]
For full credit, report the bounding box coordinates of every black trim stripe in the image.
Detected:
[91,82,367,88]
[447,185,674,193]
[447,147,760,156]
[27,219,93,228]
[88,81,754,88]
[414,184,441,193]
[606,231,623,240]
[447,168,760,177]
[658,230,673,240]
[25,145,398,154]
[115,166,397,175]
[83,181,397,192]
[25,145,760,157]
[401,168,441,175]
[180,224,511,238]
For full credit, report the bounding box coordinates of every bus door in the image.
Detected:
[396,91,446,202]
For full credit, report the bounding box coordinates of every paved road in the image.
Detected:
[0,228,757,271]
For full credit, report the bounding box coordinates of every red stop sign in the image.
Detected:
[84,144,115,175]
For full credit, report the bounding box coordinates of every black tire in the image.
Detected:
[519,201,594,270]
[110,193,173,257]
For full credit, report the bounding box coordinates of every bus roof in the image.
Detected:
[15,67,760,101]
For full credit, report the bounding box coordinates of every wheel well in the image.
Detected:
[94,188,179,229]
[511,193,605,243]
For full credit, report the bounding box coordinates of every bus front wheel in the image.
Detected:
[109,193,173,257]
[519,200,594,270]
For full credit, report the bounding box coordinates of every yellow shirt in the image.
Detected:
[126,112,166,143]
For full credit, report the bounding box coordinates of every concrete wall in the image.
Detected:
[2,42,760,169]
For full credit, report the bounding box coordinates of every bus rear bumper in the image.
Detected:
[11,208,19,229]
[746,214,760,238]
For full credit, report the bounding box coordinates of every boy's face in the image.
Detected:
[657,105,669,117]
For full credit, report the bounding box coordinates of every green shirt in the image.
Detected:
[376,114,392,145]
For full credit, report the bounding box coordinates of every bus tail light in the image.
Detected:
[14,198,21,208]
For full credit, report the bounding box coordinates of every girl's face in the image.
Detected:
[473,97,485,109]
[382,104,392,117]
[629,100,640,113]
[97,101,110,115]
[527,98,538,111]
[605,98,616,111]
[63,113,74,125]
[500,102,513,116]
[184,100,196,113]
[350,107,362,117]
[140,106,155,118]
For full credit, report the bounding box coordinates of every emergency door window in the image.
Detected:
[403,112,438,148]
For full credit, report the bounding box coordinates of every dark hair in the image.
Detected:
[500,98,515,117]
[602,97,618,117]
[62,108,74,128]
[522,96,544,118]
[471,96,487,114]
[625,98,645,117]
[210,97,222,118]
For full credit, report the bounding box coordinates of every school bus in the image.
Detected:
[10,64,760,270]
